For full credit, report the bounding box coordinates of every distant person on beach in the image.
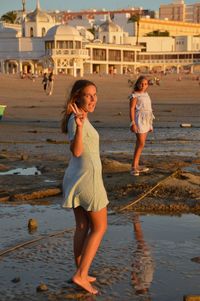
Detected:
[31,73,36,82]
[61,79,109,295]
[42,73,48,93]
[129,76,155,176]
[47,71,54,95]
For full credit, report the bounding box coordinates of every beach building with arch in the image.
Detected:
[0,0,200,76]
[0,0,58,75]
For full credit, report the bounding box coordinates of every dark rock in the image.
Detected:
[12,187,61,201]
[0,191,10,202]
[36,283,48,292]
[191,257,200,264]
[20,154,29,161]
[28,218,38,231]
[11,277,20,283]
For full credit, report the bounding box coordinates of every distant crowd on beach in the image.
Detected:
[20,71,55,95]
[19,68,200,92]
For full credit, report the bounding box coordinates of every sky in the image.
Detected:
[0,0,197,16]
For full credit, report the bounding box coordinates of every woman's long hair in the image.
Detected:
[61,79,96,133]
[134,76,147,92]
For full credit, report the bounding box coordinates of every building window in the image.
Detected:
[103,36,106,43]
[109,49,121,61]
[57,41,64,49]
[75,41,81,49]
[194,53,200,59]
[45,41,54,50]
[30,27,34,37]
[42,27,46,37]
[93,49,106,60]
[123,51,135,62]
[113,36,116,44]
[66,41,73,49]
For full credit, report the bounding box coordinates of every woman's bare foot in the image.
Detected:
[72,275,98,294]
[87,276,96,283]
[67,275,96,284]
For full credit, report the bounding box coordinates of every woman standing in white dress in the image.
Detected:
[129,76,155,176]
[61,80,109,294]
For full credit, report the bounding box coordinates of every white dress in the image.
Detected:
[129,92,155,134]
[62,114,109,212]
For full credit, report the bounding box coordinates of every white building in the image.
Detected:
[23,0,57,38]
[0,0,200,76]
[124,36,175,52]
[68,15,93,29]
[113,13,134,35]
[44,24,89,76]
[175,36,200,52]
[98,16,126,45]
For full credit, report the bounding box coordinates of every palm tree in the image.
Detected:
[0,11,17,24]
[128,13,141,46]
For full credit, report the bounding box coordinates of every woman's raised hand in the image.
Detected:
[70,103,86,127]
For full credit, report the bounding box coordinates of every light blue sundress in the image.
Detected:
[62,114,109,212]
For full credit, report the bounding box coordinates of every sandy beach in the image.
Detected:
[0,72,200,212]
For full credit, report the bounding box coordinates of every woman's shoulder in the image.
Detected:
[67,113,76,127]
[67,114,76,139]
[129,92,138,100]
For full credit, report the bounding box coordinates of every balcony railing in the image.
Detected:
[138,58,200,64]
[46,49,89,56]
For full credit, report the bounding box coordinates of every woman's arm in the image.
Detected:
[69,104,86,157]
[129,97,138,133]
[70,125,83,157]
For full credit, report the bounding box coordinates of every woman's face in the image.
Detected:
[138,79,148,92]
[79,85,97,113]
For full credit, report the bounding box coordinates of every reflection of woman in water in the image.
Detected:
[131,214,154,297]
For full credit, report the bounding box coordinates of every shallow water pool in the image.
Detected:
[0,203,199,301]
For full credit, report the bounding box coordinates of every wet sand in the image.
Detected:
[0,206,200,301]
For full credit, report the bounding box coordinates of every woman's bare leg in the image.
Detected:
[72,207,107,294]
[73,207,90,266]
[132,133,148,169]
[73,207,96,283]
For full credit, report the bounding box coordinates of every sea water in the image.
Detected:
[99,126,200,157]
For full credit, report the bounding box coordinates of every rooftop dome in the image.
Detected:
[45,24,81,39]
[99,16,123,33]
